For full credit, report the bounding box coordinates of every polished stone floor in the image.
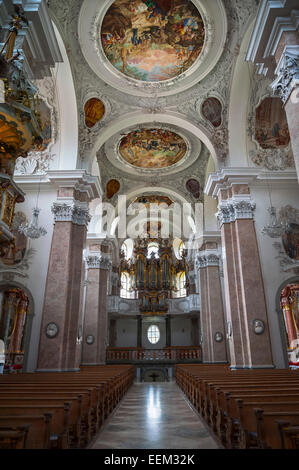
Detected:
[89,382,221,450]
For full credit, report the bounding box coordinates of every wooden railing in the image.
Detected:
[106,346,202,363]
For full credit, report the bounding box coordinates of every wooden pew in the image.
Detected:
[0,365,135,448]
[0,414,52,449]
[0,425,30,449]
[254,409,299,449]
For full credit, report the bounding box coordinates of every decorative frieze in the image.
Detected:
[272,48,299,104]
[51,203,91,227]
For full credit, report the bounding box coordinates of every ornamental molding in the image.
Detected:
[216,197,256,227]
[272,46,299,104]
[51,203,91,227]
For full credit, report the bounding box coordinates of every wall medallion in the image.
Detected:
[45,322,59,339]
[186,179,201,199]
[84,98,105,128]
[201,97,222,128]
[106,179,120,199]
[215,332,224,343]
[86,335,95,345]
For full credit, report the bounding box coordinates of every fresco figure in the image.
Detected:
[119,128,187,169]
[101,0,205,82]
[255,97,290,149]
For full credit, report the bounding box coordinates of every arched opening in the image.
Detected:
[280,282,299,369]
[0,286,31,373]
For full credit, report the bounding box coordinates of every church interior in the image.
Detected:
[0,0,299,451]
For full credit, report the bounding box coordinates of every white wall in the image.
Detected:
[116,319,138,348]
[171,317,192,347]
[251,182,299,368]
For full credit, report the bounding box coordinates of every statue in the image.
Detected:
[0,7,28,62]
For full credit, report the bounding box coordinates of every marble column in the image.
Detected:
[197,244,227,363]
[217,185,274,369]
[36,199,91,372]
[272,44,299,181]
[81,245,111,366]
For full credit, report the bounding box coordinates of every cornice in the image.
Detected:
[205,168,299,198]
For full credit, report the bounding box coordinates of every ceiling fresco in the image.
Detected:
[119,128,187,169]
[101,0,205,82]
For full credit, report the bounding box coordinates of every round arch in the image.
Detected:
[275,276,299,369]
[0,281,35,373]
[89,112,219,173]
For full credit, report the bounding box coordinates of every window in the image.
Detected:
[177,271,187,298]
[121,239,134,261]
[120,272,130,299]
[147,242,159,259]
[147,325,160,345]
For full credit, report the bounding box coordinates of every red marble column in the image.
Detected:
[217,185,274,369]
[81,245,111,366]
[198,243,227,363]
[36,201,90,372]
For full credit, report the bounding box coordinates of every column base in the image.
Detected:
[35,368,81,373]
[80,362,106,366]
[230,364,275,370]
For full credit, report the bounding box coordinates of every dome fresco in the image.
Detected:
[101,0,205,82]
[119,128,187,169]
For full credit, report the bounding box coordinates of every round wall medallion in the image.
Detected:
[45,322,59,339]
[86,335,95,345]
[215,332,224,343]
[252,320,265,335]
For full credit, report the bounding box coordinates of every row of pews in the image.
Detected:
[175,364,299,449]
[0,364,135,449]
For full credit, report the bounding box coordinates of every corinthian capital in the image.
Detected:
[217,198,256,228]
[51,203,91,227]
[272,47,299,104]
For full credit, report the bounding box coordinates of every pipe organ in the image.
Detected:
[119,238,189,315]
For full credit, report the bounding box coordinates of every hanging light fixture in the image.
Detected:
[262,174,285,239]
[18,176,47,239]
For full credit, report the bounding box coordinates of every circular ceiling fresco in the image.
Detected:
[119,128,187,169]
[101,0,205,82]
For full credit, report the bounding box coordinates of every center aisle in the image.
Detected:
[89,382,221,450]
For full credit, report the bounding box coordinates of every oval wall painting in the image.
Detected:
[201,97,222,128]
[119,128,187,169]
[107,179,121,199]
[101,0,205,82]
[84,98,105,128]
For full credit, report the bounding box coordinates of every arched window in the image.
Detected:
[147,242,159,259]
[147,325,160,345]
[177,271,187,298]
[179,241,186,258]
[120,272,132,299]
[121,239,134,261]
